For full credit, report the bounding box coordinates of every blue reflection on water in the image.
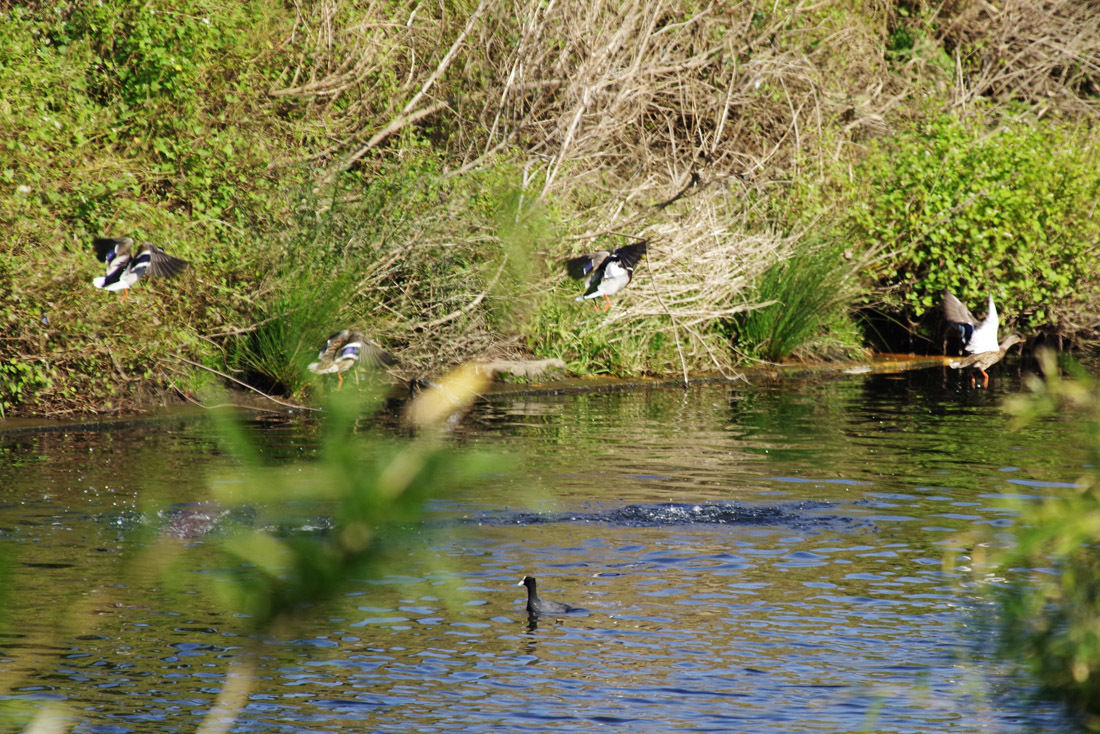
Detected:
[0,368,1088,733]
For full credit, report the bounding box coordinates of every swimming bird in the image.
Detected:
[307,330,396,389]
[565,240,647,311]
[942,290,1019,387]
[518,575,580,615]
[92,237,189,301]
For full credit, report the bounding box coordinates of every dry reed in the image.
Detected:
[268,0,1100,372]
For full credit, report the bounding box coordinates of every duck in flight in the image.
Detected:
[307,330,396,389]
[942,289,1021,388]
[92,237,189,301]
[565,240,647,311]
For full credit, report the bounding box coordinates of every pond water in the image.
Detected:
[0,363,1088,733]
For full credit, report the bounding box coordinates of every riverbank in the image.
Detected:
[3,1,1098,418]
[0,353,966,434]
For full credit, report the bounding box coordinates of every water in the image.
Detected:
[0,365,1087,733]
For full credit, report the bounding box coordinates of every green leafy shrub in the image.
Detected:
[849,115,1100,332]
[0,360,52,419]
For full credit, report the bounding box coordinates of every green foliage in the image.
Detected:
[522,297,682,376]
[0,1,295,415]
[973,351,1100,720]
[884,4,953,75]
[206,386,493,629]
[0,1,286,236]
[849,115,1100,329]
[4,0,1100,414]
[732,242,855,362]
[0,360,52,419]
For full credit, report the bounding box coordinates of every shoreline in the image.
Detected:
[0,354,956,436]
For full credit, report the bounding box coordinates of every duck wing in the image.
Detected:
[93,236,132,263]
[942,289,976,327]
[361,339,398,368]
[612,240,648,269]
[565,250,610,280]
[344,332,398,368]
[142,244,190,278]
[965,294,1000,353]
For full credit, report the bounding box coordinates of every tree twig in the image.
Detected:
[169,354,320,412]
[414,255,509,331]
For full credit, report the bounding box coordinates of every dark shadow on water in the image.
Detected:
[464,501,875,533]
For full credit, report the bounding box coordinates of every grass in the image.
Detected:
[2,0,1100,415]
[733,241,859,363]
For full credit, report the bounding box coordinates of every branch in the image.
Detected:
[170,354,319,412]
[414,255,509,331]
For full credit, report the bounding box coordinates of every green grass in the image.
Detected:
[733,242,856,363]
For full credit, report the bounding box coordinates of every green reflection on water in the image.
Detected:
[0,367,1090,733]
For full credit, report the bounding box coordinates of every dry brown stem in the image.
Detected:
[268,1,904,371]
[938,0,1100,115]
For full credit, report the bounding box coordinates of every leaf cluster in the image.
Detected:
[848,115,1100,333]
[980,351,1100,720]
[206,387,495,630]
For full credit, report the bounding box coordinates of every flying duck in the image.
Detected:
[565,240,647,311]
[942,289,1020,387]
[92,237,188,301]
[307,330,396,389]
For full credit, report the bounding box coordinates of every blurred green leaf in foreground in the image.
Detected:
[970,350,1100,727]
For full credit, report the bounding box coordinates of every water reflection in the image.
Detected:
[0,364,1087,732]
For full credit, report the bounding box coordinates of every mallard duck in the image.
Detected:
[307,330,396,388]
[942,290,1020,387]
[518,576,581,615]
[949,334,1022,388]
[565,240,647,311]
[942,289,1000,354]
[92,237,189,301]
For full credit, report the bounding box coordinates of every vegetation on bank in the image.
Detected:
[2,0,1100,416]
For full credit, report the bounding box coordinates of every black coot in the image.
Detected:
[518,575,580,615]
